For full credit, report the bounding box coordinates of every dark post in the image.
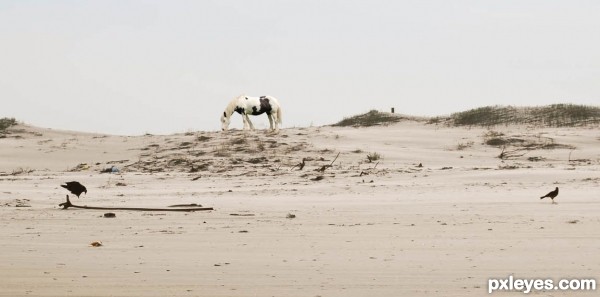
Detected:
[391,107,395,114]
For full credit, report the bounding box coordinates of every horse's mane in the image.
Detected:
[223,94,245,117]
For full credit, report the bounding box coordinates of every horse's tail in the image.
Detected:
[277,106,282,124]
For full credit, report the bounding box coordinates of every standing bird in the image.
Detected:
[61,181,87,198]
[540,187,559,204]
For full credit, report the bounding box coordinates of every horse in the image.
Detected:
[220,95,282,131]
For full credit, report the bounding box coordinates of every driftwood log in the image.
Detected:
[59,195,213,212]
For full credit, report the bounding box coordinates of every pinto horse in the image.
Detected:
[220,95,282,131]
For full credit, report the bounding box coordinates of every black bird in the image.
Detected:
[540,187,559,204]
[61,181,87,198]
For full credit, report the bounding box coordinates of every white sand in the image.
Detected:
[0,122,598,296]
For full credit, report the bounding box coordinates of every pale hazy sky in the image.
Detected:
[1,0,599,135]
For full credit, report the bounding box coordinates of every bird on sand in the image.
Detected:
[61,181,87,198]
[540,187,559,204]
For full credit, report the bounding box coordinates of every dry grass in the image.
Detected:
[437,104,600,127]
[456,141,474,150]
[333,110,403,127]
[0,117,17,137]
[367,152,381,162]
[11,167,34,176]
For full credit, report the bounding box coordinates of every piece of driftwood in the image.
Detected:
[59,195,213,212]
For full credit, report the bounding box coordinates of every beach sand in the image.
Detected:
[1,121,598,296]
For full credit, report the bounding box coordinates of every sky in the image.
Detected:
[1,0,599,135]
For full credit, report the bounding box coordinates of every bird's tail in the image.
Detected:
[60,184,67,189]
[540,196,546,199]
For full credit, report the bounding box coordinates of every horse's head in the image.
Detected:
[220,111,230,131]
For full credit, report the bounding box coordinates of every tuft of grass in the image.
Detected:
[197,135,211,142]
[333,110,402,127]
[366,152,381,162]
[11,167,34,175]
[456,141,474,150]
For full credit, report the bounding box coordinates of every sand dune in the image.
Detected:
[1,120,599,296]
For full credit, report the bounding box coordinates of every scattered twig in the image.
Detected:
[359,161,379,176]
[230,213,255,216]
[568,149,575,163]
[498,146,527,160]
[316,152,340,173]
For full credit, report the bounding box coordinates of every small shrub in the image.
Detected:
[333,110,401,127]
[367,152,381,162]
[486,137,508,146]
[0,117,17,134]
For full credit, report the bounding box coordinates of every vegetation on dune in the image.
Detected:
[0,117,17,136]
[332,110,403,127]
[432,104,600,127]
[336,104,600,128]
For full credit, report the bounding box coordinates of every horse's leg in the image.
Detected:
[246,114,255,130]
[272,110,279,131]
[242,113,249,130]
[267,113,274,130]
